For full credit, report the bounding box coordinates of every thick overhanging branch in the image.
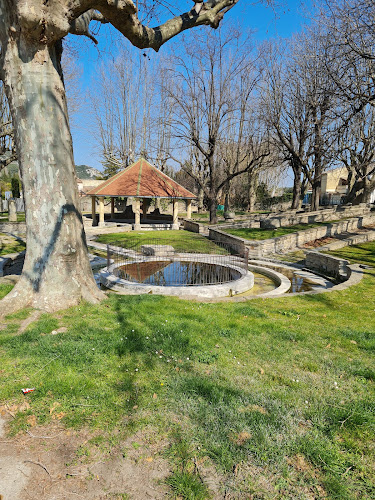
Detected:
[94,0,239,51]
[69,9,108,44]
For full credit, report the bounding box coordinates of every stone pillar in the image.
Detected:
[142,198,150,221]
[91,196,97,226]
[134,198,141,230]
[111,198,115,219]
[98,196,105,227]
[172,199,179,230]
[186,199,192,220]
[8,198,17,222]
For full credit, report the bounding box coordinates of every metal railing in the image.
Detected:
[106,237,248,286]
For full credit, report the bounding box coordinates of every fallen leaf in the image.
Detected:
[19,402,30,412]
[52,412,65,420]
[259,367,265,375]
[49,402,61,415]
[152,393,157,400]
[246,404,268,415]
[230,431,252,446]
[325,343,331,349]
[145,457,153,462]
[350,340,357,345]
[26,415,36,427]
[133,405,138,410]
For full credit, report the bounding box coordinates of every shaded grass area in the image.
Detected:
[0,233,26,256]
[96,229,229,254]
[0,247,375,498]
[225,222,338,241]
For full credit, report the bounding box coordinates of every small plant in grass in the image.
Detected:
[166,471,210,500]
[165,428,211,499]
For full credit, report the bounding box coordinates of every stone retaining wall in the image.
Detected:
[183,220,207,234]
[304,251,349,281]
[319,230,375,251]
[260,205,372,229]
[0,223,26,235]
[209,213,375,257]
[185,205,373,235]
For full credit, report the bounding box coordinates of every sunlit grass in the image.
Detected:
[224,222,338,240]
[0,242,374,498]
[327,241,375,267]
[0,233,26,256]
[96,229,228,254]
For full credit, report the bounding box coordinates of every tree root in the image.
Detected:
[0,276,105,317]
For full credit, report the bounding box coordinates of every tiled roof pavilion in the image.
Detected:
[87,158,196,199]
[87,158,196,229]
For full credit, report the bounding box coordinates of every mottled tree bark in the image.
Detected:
[247,171,257,213]
[0,8,103,314]
[291,162,303,210]
[0,0,238,315]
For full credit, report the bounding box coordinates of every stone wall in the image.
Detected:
[319,230,375,251]
[183,220,207,234]
[304,251,349,281]
[208,228,247,254]
[260,205,372,229]
[209,213,375,257]
[0,223,26,235]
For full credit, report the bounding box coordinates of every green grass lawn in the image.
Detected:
[0,233,26,256]
[225,222,337,241]
[0,242,374,498]
[0,211,26,223]
[96,230,229,254]
[327,241,375,267]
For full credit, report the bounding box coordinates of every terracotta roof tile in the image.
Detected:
[87,159,196,199]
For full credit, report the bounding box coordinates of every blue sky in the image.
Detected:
[70,1,312,172]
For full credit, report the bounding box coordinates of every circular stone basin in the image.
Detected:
[115,260,242,286]
[100,257,254,298]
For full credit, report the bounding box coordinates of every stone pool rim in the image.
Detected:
[99,255,254,298]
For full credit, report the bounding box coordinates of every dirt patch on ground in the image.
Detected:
[303,237,336,248]
[0,414,170,500]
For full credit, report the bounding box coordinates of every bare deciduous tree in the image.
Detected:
[93,45,156,177]
[163,27,269,223]
[262,27,337,211]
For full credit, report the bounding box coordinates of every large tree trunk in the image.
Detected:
[223,181,230,213]
[197,184,205,213]
[0,30,103,315]
[208,196,218,224]
[291,164,302,210]
[247,171,257,212]
[311,160,323,211]
[311,180,321,211]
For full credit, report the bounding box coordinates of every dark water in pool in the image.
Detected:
[263,266,315,293]
[115,260,242,286]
